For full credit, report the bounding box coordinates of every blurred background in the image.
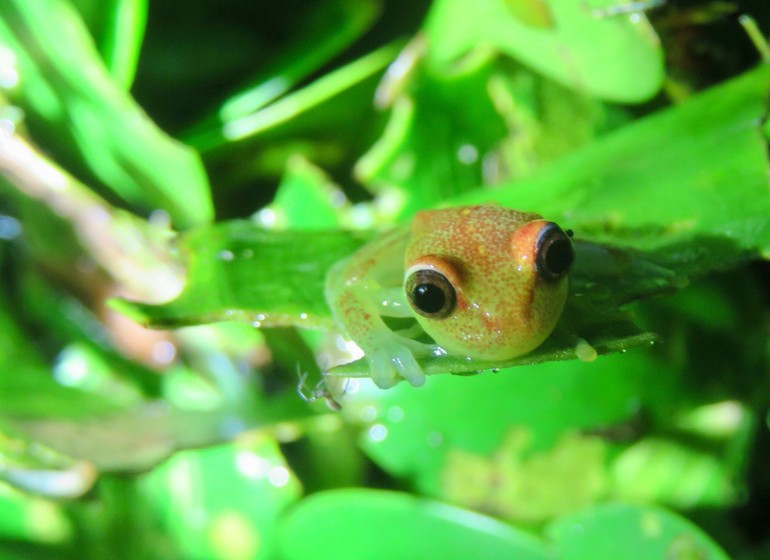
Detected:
[1,0,769,559]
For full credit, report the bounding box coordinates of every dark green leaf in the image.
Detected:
[185,0,381,152]
[112,222,370,328]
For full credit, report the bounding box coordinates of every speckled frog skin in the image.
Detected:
[325,205,574,389]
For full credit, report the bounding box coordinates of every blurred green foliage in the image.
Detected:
[1,0,769,559]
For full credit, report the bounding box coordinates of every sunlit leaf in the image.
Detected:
[424,0,664,102]
[454,64,770,262]
[546,503,730,560]
[265,155,351,230]
[71,0,148,89]
[140,436,300,560]
[190,42,399,151]
[347,352,673,511]
[0,484,72,544]
[356,51,509,216]
[0,0,212,228]
[277,489,549,560]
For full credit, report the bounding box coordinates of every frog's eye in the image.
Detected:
[536,223,574,282]
[405,269,456,319]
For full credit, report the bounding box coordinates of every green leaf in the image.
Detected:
[188,41,400,151]
[611,437,740,508]
[277,489,549,560]
[5,405,254,472]
[425,0,664,102]
[71,0,148,89]
[0,286,122,420]
[185,0,381,151]
[546,503,730,560]
[356,53,510,216]
[113,222,370,328]
[0,479,71,543]
[329,235,681,378]
[0,0,212,228]
[139,436,301,560]
[347,352,673,514]
[454,65,770,263]
[265,155,351,230]
[328,321,656,378]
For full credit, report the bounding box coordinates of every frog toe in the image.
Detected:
[369,349,399,389]
[368,343,425,389]
[390,346,425,387]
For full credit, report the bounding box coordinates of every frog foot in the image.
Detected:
[368,340,426,389]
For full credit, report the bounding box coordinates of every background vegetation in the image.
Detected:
[1,0,769,558]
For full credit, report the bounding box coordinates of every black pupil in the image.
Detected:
[545,236,573,276]
[413,283,446,314]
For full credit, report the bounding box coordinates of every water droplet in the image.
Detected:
[360,405,378,423]
[0,47,19,89]
[457,143,479,164]
[0,215,21,239]
[151,340,176,364]
[53,349,89,386]
[368,424,388,443]
[148,209,171,228]
[267,466,290,487]
[235,451,270,478]
[219,250,235,262]
[329,189,347,207]
[0,106,23,135]
[386,406,404,422]
[255,207,277,228]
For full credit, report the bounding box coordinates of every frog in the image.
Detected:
[324,205,574,389]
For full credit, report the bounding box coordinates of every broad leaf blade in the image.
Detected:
[425,0,664,102]
[454,65,770,262]
[547,503,730,560]
[114,222,370,328]
[277,489,549,560]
